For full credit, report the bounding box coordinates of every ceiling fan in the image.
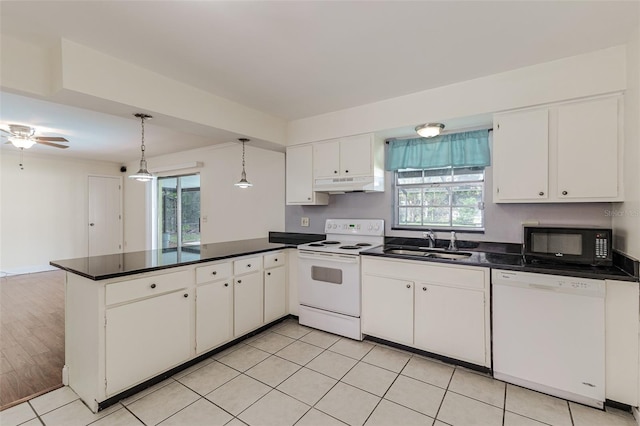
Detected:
[1,124,69,149]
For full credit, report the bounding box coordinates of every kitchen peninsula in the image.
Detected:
[50,237,310,413]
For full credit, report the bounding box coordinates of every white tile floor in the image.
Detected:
[1,318,637,426]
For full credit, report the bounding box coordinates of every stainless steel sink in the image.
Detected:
[427,252,472,260]
[384,248,472,260]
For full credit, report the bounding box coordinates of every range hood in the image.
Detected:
[313,175,384,194]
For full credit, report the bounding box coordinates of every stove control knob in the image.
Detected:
[333,224,338,229]
[357,224,361,230]
[374,224,380,231]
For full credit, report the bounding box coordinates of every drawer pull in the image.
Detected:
[562,190,568,195]
[237,280,242,284]
[267,272,271,276]
[422,286,427,291]
[183,293,188,298]
[406,284,411,289]
[247,264,251,268]
[212,271,217,275]
[224,283,229,287]
[150,283,156,289]
[274,258,278,262]
[539,191,544,196]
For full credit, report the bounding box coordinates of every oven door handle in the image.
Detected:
[298,251,360,264]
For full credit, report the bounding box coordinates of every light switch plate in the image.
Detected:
[301,217,310,227]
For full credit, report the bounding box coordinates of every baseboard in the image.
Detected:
[1,264,58,276]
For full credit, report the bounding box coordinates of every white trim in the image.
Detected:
[149,161,203,173]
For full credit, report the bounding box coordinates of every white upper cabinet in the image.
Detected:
[493,95,623,203]
[493,109,549,201]
[312,133,385,192]
[285,144,329,205]
[313,139,341,179]
[556,97,619,199]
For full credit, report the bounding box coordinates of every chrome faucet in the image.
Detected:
[422,230,436,248]
[448,231,458,251]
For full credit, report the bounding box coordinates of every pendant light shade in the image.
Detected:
[9,135,36,149]
[415,123,445,138]
[234,138,253,188]
[129,113,154,182]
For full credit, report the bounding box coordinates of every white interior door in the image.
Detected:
[88,176,123,257]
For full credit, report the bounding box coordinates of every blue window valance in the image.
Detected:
[385,129,491,171]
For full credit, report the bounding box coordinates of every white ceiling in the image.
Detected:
[0,1,638,163]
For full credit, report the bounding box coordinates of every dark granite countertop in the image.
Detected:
[51,238,295,281]
[362,243,639,282]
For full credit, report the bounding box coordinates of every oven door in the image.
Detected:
[298,250,361,317]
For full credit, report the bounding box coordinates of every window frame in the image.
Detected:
[392,167,486,232]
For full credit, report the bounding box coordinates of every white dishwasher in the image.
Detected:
[492,269,605,409]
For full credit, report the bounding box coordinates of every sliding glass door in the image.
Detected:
[158,174,201,249]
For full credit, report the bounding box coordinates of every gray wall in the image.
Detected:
[285,166,613,244]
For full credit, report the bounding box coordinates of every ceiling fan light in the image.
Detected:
[9,136,36,149]
[415,123,445,138]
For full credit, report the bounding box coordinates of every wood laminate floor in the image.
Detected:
[0,270,65,410]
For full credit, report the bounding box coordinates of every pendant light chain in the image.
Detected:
[140,114,146,161]
[241,140,246,171]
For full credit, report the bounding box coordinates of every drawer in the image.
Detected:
[234,256,262,275]
[264,251,285,269]
[106,270,191,305]
[196,262,232,284]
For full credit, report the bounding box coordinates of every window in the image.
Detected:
[395,167,485,230]
[158,174,201,248]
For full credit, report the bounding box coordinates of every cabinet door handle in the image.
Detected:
[345,170,349,173]
[539,192,544,196]
[274,258,278,262]
[422,286,427,291]
[247,264,251,268]
[224,283,229,287]
[150,283,156,289]
[333,170,338,174]
[267,272,271,276]
[307,197,311,200]
[562,190,568,195]
[237,280,242,284]
[212,271,217,275]
[406,284,411,289]
[183,293,188,298]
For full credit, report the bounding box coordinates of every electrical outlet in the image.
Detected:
[301,217,310,227]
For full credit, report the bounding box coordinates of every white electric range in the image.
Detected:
[297,218,384,340]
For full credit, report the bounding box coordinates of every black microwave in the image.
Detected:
[523,225,612,266]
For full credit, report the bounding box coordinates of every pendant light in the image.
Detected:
[415,123,445,138]
[234,138,253,188]
[129,113,154,182]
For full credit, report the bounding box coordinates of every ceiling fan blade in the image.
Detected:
[37,141,69,149]
[35,136,69,142]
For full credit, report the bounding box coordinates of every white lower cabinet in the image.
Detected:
[106,289,192,395]
[264,266,287,323]
[65,249,289,413]
[414,284,486,365]
[604,279,639,405]
[196,279,233,354]
[362,257,490,367]
[361,275,414,346]
[234,271,264,336]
